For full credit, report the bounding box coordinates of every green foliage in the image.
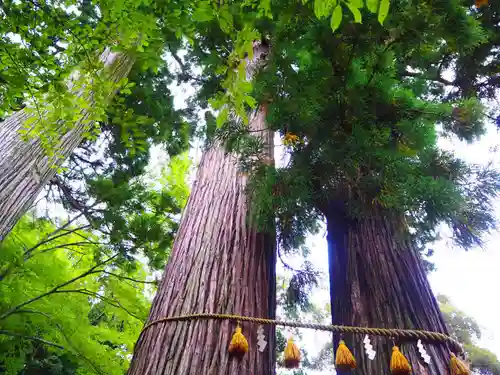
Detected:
[0,217,151,375]
[207,0,500,253]
[0,0,199,162]
[190,0,391,127]
[46,60,192,271]
[439,295,500,375]
[0,1,104,119]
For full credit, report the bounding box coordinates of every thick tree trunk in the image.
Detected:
[0,50,134,241]
[127,105,276,375]
[327,203,450,375]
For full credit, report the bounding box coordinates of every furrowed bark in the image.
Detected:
[0,50,134,241]
[128,44,276,375]
[327,204,451,375]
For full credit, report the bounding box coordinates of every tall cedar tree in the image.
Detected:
[227,1,500,374]
[127,43,277,375]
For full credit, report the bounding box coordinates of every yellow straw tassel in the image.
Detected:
[475,0,488,8]
[228,326,248,358]
[335,340,357,371]
[390,346,412,375]
[450,353,471,375]
[284,337,301,368]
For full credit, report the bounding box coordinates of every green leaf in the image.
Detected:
[314,0,337,19]
[216,107,229,127]
[331,5,343,32]
[366,0,379,12]
[346,2,362,23]
[244,95,257,108]
[378,0,389,24]
[193,2,214,22]
[258,0,272,18]
[314,0,323,19]
[218,6,234,33]
[349,0,364,8]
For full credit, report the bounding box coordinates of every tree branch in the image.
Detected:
[0,330,65,349]
[0,254,118,320]
[52,177,97,225]
[51,288,144,321]
[10,309,106,375]
[167,44,207,84]
[102,271,157,285]
[36,242,95,256]
[23,224,92,259]
[400,69,454,86]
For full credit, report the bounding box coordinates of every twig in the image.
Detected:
[401,70,454,86]
[51,288,144,321]
[102,271,157,285]
[0,330,65,349]
[0,254,118,320]
[23,225,92,259]
[167,44,206,84]
[36,242,95,256]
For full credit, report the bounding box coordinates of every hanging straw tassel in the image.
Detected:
[335,340,357,371]
[284,337,301,368]
[450,353,471,375]
[228,325,248,358]
[390,346,412,375]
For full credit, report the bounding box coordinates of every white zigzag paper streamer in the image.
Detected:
[417,339,431,364]
[257,325,267,352]
[363,335,376,360]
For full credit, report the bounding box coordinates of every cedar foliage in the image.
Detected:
[234,1,500,255]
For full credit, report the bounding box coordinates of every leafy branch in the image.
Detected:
[0,329,65,349]
[51,288,144,321]
[101,271,157,285]
[0,254,118,320]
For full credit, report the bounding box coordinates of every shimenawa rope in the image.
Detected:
[139,312,464,355]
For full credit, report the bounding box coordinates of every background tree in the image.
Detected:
[439,295,500,375]
[0,9,194,370]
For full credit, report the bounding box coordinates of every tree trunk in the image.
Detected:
[326,203,451,375]
[127,105,276,375]
[0,50,134,241]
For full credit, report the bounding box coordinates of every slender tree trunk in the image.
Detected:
[128,108,275,375]
[326,203,450,375]
[0,50,134,241]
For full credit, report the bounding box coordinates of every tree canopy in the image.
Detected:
[0,217,152,375]
[226,0,500,255]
